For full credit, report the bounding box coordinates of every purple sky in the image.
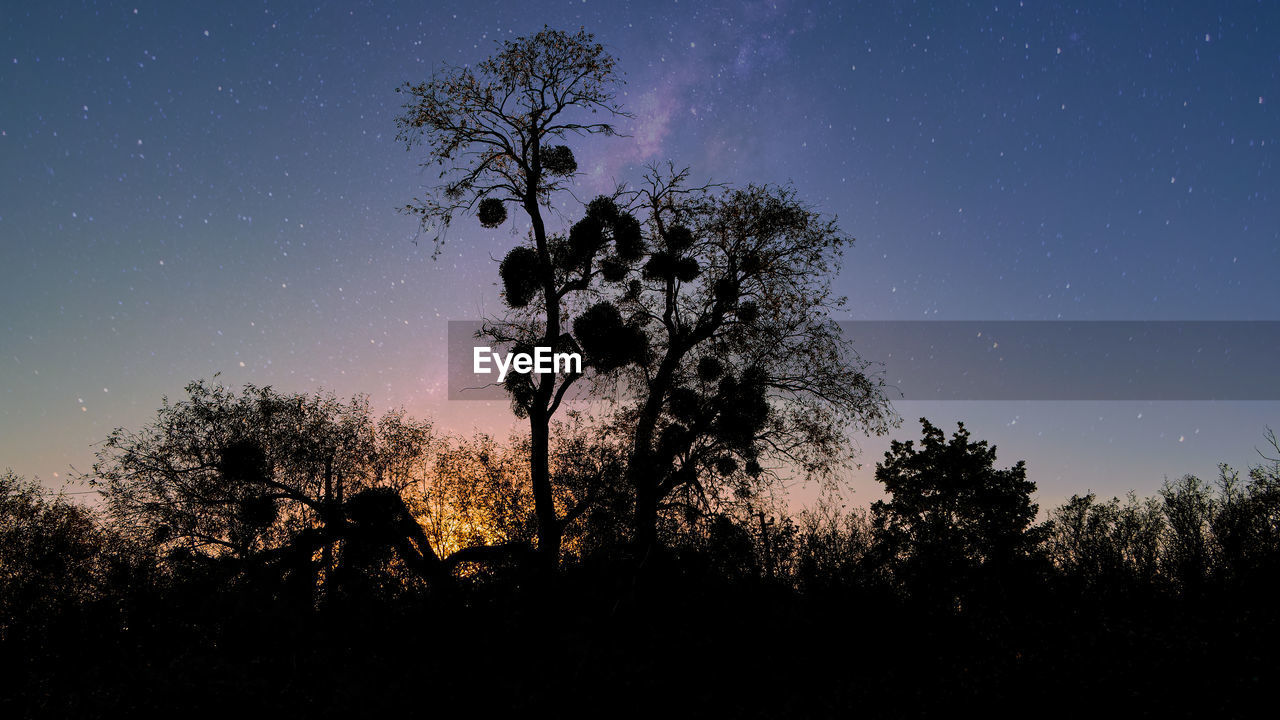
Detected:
[2,1,1277,510]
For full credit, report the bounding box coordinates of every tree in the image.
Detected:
[1212,432,1280,587]
[1159,474,1214,593]
[398,29,892,563]
[405,420,626,570]
[870,418,1038,603]
[1162,458,1280,593]
[411,432,536,561]
[577,167,895,553]
[1044,490,1164,593]
[90,380,443,600]
[794,493,877,594]
[396,27,630,567]
[0,471,112,643]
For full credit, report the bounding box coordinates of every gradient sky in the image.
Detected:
[2,1,1277,510]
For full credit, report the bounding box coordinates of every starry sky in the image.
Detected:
[2,1,1277,509]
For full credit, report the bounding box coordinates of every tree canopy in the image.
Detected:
[584,168,896,550]
[397,27,895,561]
[871,417,1039,601]
[397,26,630,567]
[90,380,446,600]
[395,26,626,249]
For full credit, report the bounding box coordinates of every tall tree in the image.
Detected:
[574,167,896,553]
[396,27,629,567]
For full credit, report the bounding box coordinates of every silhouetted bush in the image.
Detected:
[6,417,1280,716]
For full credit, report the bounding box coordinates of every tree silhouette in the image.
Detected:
[1159,474,1215,594]
[396,29,893,564]
[1211,438,1280,588]
[396,27,629,568]
[576,167,895,553]
[0,471,115,645]
[411,431,537,559]
[10,412,1280,714]
[7,17,1280,714]
[90,380,444,602]
[1044,490,1163,594]
[871,418,1038,605]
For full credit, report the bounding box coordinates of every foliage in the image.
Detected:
[870,418,1039,600]
[7,417,1280,715]
[88,380,442,603]
[395,25,625,249]
[397,26,630,566]
[0,472,114,642]
[410,432,536,559]
[1043,490,1164,593]
[793,493,876,593]
[582,167,897,549]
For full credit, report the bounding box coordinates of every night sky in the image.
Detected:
[2,1,1277,508]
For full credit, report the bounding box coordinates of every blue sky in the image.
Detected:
[2,1,1277,509]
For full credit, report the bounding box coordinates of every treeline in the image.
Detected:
[2,383,1278,716]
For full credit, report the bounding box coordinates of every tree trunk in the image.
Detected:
[529,408,561,568]
[628,354,681,556]
[633,456,657,554]
[526,187,563,571]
